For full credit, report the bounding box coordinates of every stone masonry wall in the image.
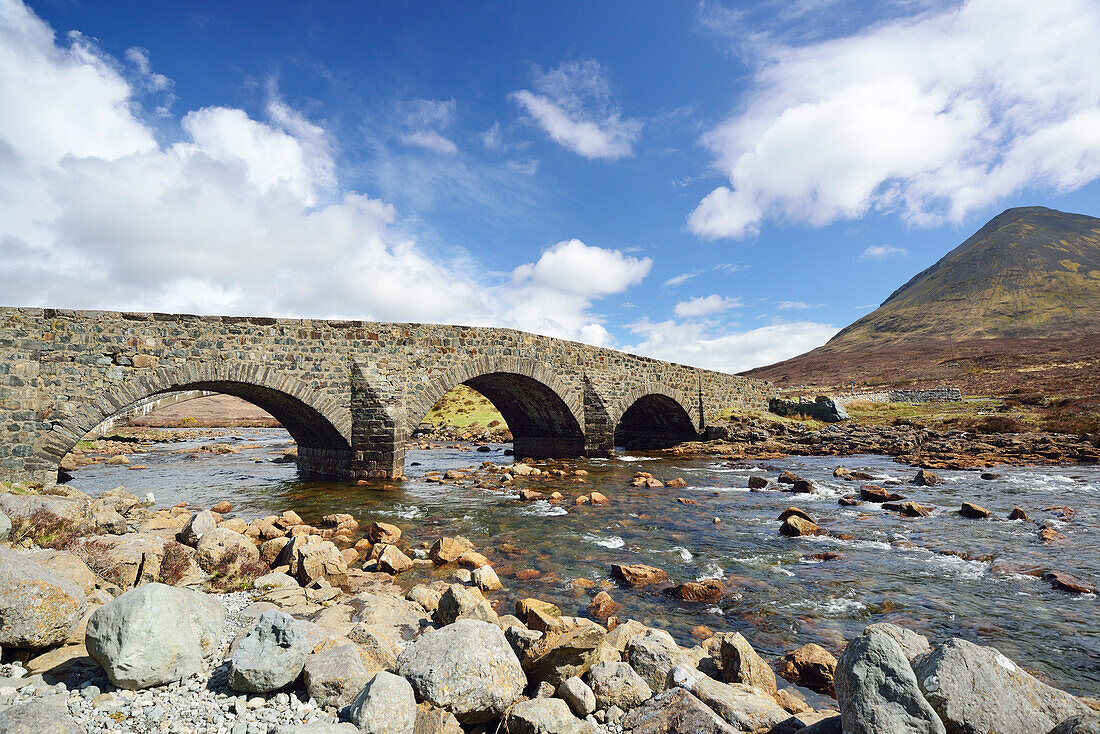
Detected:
[0,307,776,482]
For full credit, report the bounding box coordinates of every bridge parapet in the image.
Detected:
[0,307,775,482]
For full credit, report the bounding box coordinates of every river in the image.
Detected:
[67,427,1100,697]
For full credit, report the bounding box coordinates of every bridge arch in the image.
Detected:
[407,357,585,459]
[611,384,700,449]
[35,363,354,478]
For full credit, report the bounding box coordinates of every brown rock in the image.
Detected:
[211,501,232,514]
[777,643,837,697]
[882,501,931,517]
[457,550,491,569]
[611,563,668,586]
[429,536,474,564]
[1009,507,1029,521]
[714,632,777,696]
[367,521,401,545]
[912,469,941,486]
[589,491,609,505]
[791,479,814,493]
[131,354,159,369]
[1039,527,1064,542]
[860,485,904,503]
[587,591,621,620]
[779,516,822,537]
[669,579,724,603]
[838,495,861,506]
[1044,571,1097,594]
[519,489,545,501]
[285,536,350,589]
[516,569,542,580]
[778,507,814,523]
[777,470,802,485]
[377,544,413,574]
[666,478,687,488]
[959,502,991,519]
[748,476,768,489]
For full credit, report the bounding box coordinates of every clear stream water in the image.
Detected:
[68,428,1100,697]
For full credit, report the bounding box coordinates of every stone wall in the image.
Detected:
[832,387,962,405]
[0,307,775,482]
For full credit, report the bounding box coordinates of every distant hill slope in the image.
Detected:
[741,207,1100,399]
[823,206,1100,351]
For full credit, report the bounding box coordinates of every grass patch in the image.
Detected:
[205,547,269,593]
[713,406,825,428]
[423,384,507,429]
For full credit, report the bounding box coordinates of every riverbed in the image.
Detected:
[68,428,1100,697]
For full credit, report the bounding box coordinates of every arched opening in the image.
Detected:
[50,377,353,482]
[413,369,585,460]
[614,394,699,449]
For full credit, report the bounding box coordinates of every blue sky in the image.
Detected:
[2,0,1098,372]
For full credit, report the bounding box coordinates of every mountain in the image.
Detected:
[824,206,1100,350]
[742,206,1100,397]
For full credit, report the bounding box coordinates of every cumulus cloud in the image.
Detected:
[673,294,742,318]
[0,1,639,348]
[689,0,1100,238]
[859,244,908,261]
[511,59,642,160]
[625,318,839,373]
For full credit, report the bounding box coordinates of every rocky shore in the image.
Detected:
[1,476,1098,734]
[677,416,1100,469]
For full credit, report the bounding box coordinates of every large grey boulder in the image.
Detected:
[0,546,87,649]
[303,643,371,709]
[348,591,429,642]
[348,671,417,734]
[397,619,526,724]
[835,630,944,734]
[714,632,777,696]
[228,609,316,693]
[434,584,497,626]
[0,493,87,525]
[0,699,80,734]
[863,623,931,661]
[588,660,652,711]
[85,583,224,689]
[912,638,1091,734]
[503,698,594,734]
[621,688,738,734]
[195,526,260,572]
[176,510,217,546]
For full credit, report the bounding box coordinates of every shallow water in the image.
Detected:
[69,428,1100,696]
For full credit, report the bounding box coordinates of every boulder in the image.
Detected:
[348,622,400,673]
[176,510,218,546]
[777,471,802,485]
[1050,714,1100,734]
[669,579,724,603]
[20,548,97,595]
[912,470,941,486]
[779,516,822,537]
[959,503,991,519]
[1044,571,1097,594]
[377,544,414,574]
[407,584,443,613]
[588,660,653,711]
[0,493,87,525]
[882,501,932,517]
[85,583,224,689]
[0,699,80,734]
[472,565,503,591]
[528,625,607,687]
[435,584,497,626]
[255,572,299,591]
[862,623,930,661]
[611,564,668,586]
[912,638,1092,734]
[621,688,738,734]
[777,643,837,696]
[303,643,371,709]
[367,521,402,544]
[281,535,350,589]
[195,526,260,572]
[397,619,526,724]
[349,670,417,734]
[429,536,474,564]
[835,630,945,734]
[349,592,429,642]
[503,697,593,734]
[89,503,127,534]
[228,609,315,693]
[860,486,903,503]
[587,591,621,620]
[669,666,789,732]
[0,546,86,649]
[73,532,171,587]
[714,632,777,696]
[626,629,690,693]
[0,508,9,541]
[557,675,597,717]
[778,507,814,523]
[747,476,768,490]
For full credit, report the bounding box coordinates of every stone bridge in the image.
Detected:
[0,307,775,483]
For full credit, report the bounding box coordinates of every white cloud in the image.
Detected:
[663,270,701,288]
[0,1,634,348]
[673,294,742,318]
[511,59,642,160]
[859,244,908,261]
[777,300,822,310]
[397,98,458,154]
[124,47,170,91]
[689,0,1100,238]
[625,318,839,373]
